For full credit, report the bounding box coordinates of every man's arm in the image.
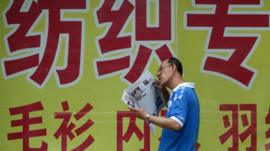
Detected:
[155,81,170,105]
[130,108,182,131]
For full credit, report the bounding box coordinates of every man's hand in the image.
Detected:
[128,107,148,120]
[129,107,182,130]
[154,80,162,89]
[155,80,170,104]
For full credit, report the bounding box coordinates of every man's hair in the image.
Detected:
[168,57,183,76]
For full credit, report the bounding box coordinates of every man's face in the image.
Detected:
[157,60,173,87]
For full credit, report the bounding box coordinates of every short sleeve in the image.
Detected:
[169,91,188,126]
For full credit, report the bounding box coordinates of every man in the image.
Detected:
[130,57,200,151]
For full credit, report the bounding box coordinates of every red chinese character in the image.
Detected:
[265,108,270,150]
[95,0,174,83]
[96,44,173,83]
[219,104,257,151]
[3,0,87,87]
[186,0,269,87]
[135,0,172,41]
[160,109,167,117]
[117,111,150,151]
[95,0,134,53]
[124,45,173,83]
[54,101,94,151]
[196,143,200,151]
[7,101,47,151]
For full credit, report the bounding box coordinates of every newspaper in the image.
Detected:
[121,70,165,133]
[121,70,165,118]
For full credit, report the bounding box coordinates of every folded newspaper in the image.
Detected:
[121,70,165,133]
[121,70,165,116]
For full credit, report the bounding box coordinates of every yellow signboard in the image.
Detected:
[1,0,270,150]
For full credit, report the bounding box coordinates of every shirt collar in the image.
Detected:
[172,82,195,92]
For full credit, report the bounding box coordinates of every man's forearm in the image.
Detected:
[130,107,181,131]
[147,114,181,131]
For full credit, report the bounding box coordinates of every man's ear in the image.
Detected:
[171,64,176,73]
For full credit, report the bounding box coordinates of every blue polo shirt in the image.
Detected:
[158,82,200,151]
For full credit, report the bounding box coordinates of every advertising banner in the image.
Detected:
[1,0,270,150]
